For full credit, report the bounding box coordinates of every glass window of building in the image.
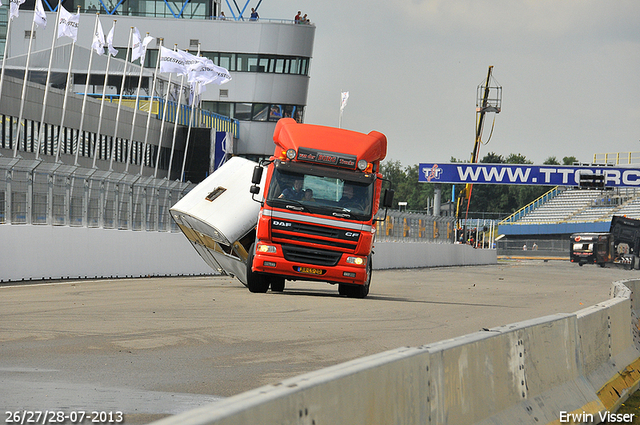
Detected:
[258,56,271,73]
[274,58,285,74]
[218,53,233,71]
[290,58,301,75]
[236,54,250,72]
[252,104,269,121]
[234,103,252,121]
[248,56,260,72]
[269,105,283,122]
[181,0,210,19]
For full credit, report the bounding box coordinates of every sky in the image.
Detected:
[254,0,640,168]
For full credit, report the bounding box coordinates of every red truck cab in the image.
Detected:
[248,118,392,298]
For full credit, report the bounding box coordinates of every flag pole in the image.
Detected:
[153,44,175,178]
[180,43,201,182]
[142,38,163,176]
[76,13,100,166]
[0,15,14,105]
[36,0,63,159]
[55,5,80,163]
[339,91,349,130]
[14,16,38,157]
[93,19,116,169]
[126,32,149,174]
[167,70,185,181]
[109,26,133,171]
[180,80,199,182]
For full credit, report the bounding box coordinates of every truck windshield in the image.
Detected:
[266,161,376,221]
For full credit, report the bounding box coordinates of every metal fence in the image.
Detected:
[375,210,457,243]
[496,238,570,253]
[0,157,194,231]
[0,157,460,245]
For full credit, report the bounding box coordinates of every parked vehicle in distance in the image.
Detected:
[570,215,640,269]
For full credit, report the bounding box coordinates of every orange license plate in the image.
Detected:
[296,266,323,275]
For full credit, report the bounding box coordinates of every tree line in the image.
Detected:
[380,154,578,218]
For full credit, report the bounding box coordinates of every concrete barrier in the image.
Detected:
[0,225,497,282]
[0,225,213,282]
[373,241,497,269]
[150,279,640,425]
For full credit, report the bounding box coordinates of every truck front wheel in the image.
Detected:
[247,244,270,293]
[270,277,285,292]
[338,256,372,299]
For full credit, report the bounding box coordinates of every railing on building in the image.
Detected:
[0,96,238,172]
[499,186,562,225]
[93,94,239,138]
[593,151,640,165]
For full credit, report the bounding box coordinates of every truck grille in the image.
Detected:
[287,221,341,238]
[281,244,342,266]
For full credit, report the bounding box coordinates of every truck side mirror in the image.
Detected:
[382,189,394,208]
[249,185,261,195]
[251,166,263,184]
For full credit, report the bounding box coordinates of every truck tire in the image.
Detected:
[338,256,372,299]
[270,277,285,292]
[247,243,270,293]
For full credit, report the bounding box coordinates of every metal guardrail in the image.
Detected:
[0,157,194,231]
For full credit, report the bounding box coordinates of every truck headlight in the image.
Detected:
[257,244,277,253]
[346,256,365,265]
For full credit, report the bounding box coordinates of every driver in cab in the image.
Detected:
[279,178,304,200]
[339,185,363,209]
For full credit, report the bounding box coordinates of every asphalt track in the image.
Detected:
[1,260,638,424]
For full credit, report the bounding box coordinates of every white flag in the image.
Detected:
[131,28,153,63]
[179,49,202,74]
[92,19,106,56]
[340,91,349,112]
[187,57,231,86]
[131,28,143,61]
[34,0,47,28]
[57,6,79,41]
[9,0,25,21]
[159,46,187,74]
[106,25,118,56]
[140,35,154,62]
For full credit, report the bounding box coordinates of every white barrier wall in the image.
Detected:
[0,225,496,282]
[0,225,212,282]
[150,279,640,425]
[373,241,496,269]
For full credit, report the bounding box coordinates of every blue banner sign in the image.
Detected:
[418,163,640,187]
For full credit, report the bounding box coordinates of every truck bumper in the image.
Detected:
[252,247,368,286]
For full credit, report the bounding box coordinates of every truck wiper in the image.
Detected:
[326,206,352,218]
[282,199,309,212]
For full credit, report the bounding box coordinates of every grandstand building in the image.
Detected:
[0,1,314,247]
[0,0,315,178]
